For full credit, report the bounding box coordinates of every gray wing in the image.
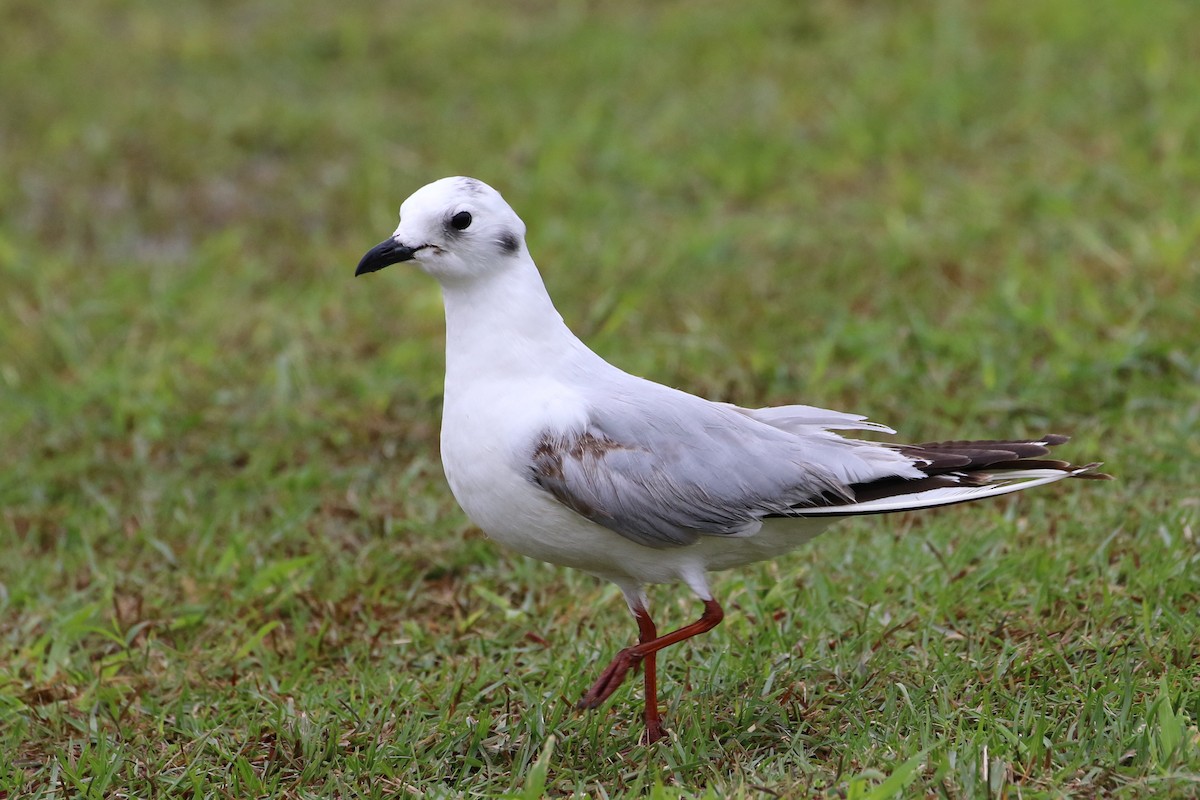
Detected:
[527,384,919,548]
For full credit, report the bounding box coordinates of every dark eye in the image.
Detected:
[450,211,472,230]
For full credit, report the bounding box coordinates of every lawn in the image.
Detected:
[2,0,1199,796]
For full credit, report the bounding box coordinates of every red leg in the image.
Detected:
[578,599,725,742]
[633,607,663,744]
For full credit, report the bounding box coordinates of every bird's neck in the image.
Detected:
[440,259,596,384]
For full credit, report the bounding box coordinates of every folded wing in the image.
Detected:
[527,388,1108,546]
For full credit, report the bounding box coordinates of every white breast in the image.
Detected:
[439,376,617,566]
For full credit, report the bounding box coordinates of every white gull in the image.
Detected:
[355,176,1107,743]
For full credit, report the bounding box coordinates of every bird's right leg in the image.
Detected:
[633,606,663,743]
[577,599,724,742]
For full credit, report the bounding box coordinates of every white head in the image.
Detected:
[355,177,528,285]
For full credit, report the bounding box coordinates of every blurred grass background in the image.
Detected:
[2,0,1198,796]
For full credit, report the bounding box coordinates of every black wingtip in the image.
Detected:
[1073,462,1114,480]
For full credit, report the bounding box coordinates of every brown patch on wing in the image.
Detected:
[530,436,565,481]
[532,432,626,476]
[530,432,632,519]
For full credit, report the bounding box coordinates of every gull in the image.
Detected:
[355,176,1108,743]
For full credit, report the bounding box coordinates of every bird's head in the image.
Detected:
[355,177,528,284]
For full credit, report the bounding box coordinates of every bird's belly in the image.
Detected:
[692,517,836,572]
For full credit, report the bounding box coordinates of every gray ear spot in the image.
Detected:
[497,231,519,254]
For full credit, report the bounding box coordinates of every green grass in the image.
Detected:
[3,0,1199,796]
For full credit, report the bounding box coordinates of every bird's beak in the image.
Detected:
[355,239,419,276]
